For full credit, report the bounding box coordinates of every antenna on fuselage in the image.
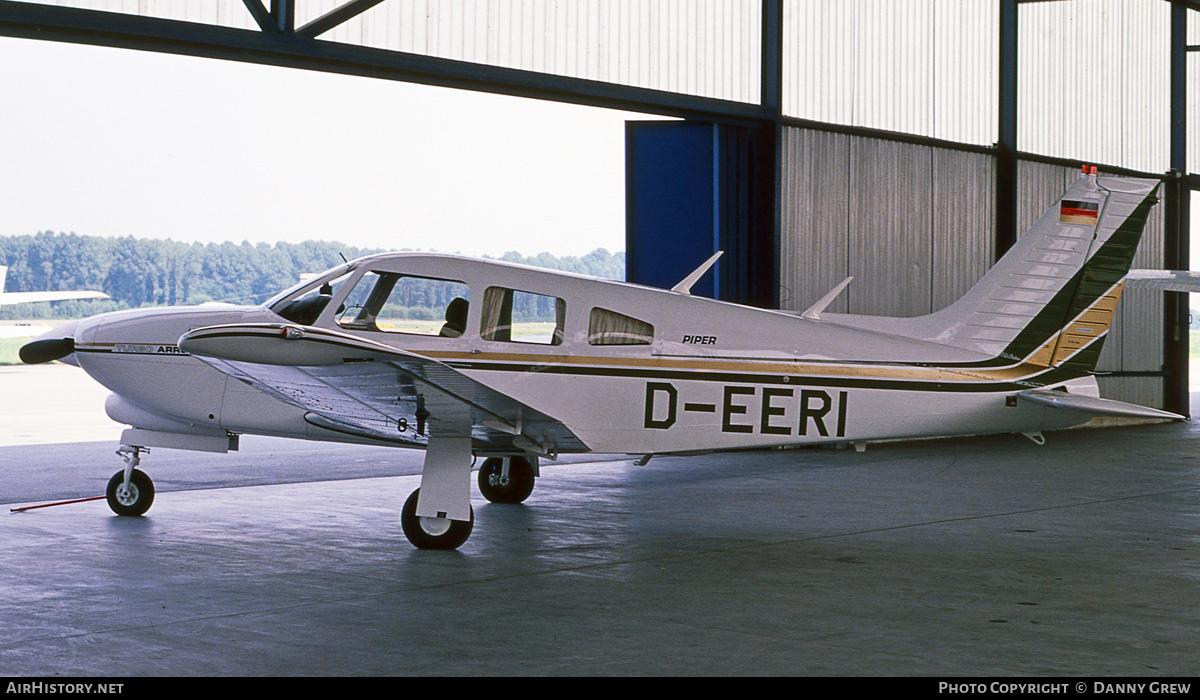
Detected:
[801,276,854,320]
[670,251,723,295]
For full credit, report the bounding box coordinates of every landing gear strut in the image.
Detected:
[401,435,474,550]
[106,446,154,516]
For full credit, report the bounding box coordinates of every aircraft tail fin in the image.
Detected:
[0,265,7,294]
[823,169,1160,373]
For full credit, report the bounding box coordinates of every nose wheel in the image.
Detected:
[400,489,473,549]
[106,446,154,516]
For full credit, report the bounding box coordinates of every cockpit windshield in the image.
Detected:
[266,266,355,325]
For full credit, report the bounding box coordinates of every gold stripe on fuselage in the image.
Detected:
[421,280,1124,385]
[419,349,1067,386]
[81,280,1120,389]
[420,281,1126,386]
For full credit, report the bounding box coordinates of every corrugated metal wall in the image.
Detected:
[846,138,934,317]
[1018,0,1171,174]
[26,0,258,29]
[779,128,850,314]
[29,0,1190,169]
[1191,10,1200,175]
[313,0,762,103]
[779,126,994,318]
[29,0,763,103]
[781,0,997,146]
[931,148,997,312]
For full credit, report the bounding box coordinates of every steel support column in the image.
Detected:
[1164,0,1191,416]
[749,0,784,310]
[996,0,1019,261]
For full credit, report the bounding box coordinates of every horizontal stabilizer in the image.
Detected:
[1018,389,1183,421]
[1125,269,1200,293]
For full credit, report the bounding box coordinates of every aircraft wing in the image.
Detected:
[178,322,587,455]
[0,290,108,305]
[1017,389,1184,421]
[1125,269,1200,293]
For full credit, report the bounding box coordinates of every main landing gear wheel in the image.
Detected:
[477,456,535,504]
[106,468,154,516]
[400,489,473,550]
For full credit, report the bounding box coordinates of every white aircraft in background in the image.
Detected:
[0,265,108,305]
[18,169,1183,549]
[1125,268,1200,293]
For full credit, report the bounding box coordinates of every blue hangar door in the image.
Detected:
[625,120,777,307]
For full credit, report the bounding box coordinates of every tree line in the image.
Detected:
[0,231,625,319]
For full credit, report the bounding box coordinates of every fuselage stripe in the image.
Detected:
[440,359,1076,393]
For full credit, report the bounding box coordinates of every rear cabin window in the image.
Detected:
[480,287,565,346]
[336,271,470,337]
[588,308,654,346]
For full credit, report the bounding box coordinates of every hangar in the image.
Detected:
[1,0,1198,676]
[1,0,1195,413]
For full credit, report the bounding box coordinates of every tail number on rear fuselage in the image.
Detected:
[643,382,848,438]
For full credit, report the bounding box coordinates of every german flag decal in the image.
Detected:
[1060,199,1100,225]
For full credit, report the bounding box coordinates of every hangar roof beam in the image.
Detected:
[0,1,769,127]
[244,0,388,40]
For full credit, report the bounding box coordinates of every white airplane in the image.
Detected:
[0,265,109,306]
[1125,268,1200,293]
[18,169,1182,549]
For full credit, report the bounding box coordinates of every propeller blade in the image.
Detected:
[19,338,75,364]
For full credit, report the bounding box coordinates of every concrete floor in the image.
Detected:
[2,408,1199,675]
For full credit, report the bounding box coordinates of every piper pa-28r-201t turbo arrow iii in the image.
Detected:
[18,168,1185,549]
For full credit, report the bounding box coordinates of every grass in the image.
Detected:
[0,321,64,365]
[0,337,26,365]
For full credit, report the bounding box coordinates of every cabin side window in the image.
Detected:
[336,271,471,337]
[480,286,565,346]
[588,308,654,346]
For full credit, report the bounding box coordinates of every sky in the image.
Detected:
[0,35,650,258]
